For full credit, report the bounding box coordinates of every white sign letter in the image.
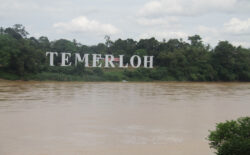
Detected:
[46,52,58,66]
[61,52,72,66]
[130,55,141,68]
[144,56,154,68]
[75,53,89,67]
[105,55,115,68]
[119,55,128,68]
[92,54,102,67]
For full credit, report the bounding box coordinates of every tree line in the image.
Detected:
[0,24,250,81]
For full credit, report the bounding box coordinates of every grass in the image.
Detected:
[0,67,179,82]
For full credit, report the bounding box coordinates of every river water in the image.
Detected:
[0,81,249,155]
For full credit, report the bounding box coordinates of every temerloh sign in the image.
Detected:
[46,52,154,68]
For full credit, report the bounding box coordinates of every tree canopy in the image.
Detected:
[208,117,250,155]
[0,24,250,81]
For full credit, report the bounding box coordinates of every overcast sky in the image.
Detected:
[1,0,250,47]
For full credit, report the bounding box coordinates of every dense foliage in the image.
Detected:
[1,24,250,81]
[208,117,250,155]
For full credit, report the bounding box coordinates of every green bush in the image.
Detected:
[33,72,83,81]
[92,68,103,76]
[104,71,124,81]
[208,117,250,155]
[0,70,19,80]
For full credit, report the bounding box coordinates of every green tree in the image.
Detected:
[0,34,19,68]
[188,35,202,47]
[208,117,250,155]
[104,35,112,48]
[38,36,50,50]
[0,27,45,75]
[13,24,29,38]
[212,41,237,81]
[0,27,4,34]
[4,24,29,40]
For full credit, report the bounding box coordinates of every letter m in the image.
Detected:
[75,54,89,67]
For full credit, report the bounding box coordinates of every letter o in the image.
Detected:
[130,55,141,68]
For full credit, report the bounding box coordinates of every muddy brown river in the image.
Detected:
[0,81,249,155]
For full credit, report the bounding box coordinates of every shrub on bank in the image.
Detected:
[208,117,250,155]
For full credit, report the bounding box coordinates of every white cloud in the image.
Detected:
[138,1,163,16]
[224,18,250,35]
[138,0,249,17]
[0,0,63,17]
[139,31,188,40]
[196,17,250,47]
[53,16,119,35]
[137,18,166,26]
[232,41,250,47]
[197,18,250,36]
[197,26,218,34]
[136,16,179,26]
[196,25,221,46]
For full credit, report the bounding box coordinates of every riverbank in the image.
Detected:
[0,67,173,82]
[1,67,250,82]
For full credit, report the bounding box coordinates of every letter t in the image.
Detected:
[46,52,58,66]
